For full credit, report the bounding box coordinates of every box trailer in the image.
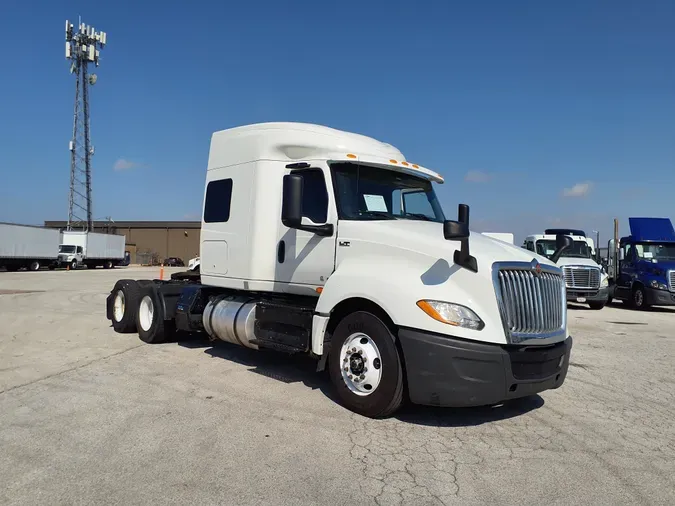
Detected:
[59,231,126,269]
[0,223,60,271]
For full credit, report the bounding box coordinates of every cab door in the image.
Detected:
[275,166,337,290]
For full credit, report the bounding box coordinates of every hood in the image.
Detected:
[555,256,600,268]
[637,258,675,273]
[339,220,555,269]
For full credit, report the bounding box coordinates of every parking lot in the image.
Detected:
[1,267,674,506]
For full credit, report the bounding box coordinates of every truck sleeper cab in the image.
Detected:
[523,232,608,310]
[106,123,572,418]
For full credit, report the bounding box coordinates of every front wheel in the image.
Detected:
[328,311,404,418]
[631,286,650,310]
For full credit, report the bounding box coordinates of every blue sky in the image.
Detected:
[0,0,673,245]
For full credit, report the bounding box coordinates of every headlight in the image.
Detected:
[416,300,484,330]
[650,280,668,291]
[601,276,608,287]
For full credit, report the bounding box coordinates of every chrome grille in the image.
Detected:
[562,266,601,290]
[493,261,566,343]
[669,270,675,292]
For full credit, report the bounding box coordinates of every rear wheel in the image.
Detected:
[136,285,174,344]
[328,311,404,418]
[111,280,144,333]
[29,261,40,271]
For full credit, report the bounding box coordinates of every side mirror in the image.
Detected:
[443,220,469,240]
[619,249,625,261]
[281,173,334,237]
[281,174,303,229]
[550,234,573,264]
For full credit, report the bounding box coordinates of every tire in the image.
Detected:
[103,260,113,269]
[588,301,605,310]
[110,280,144,333]
[328,311,404,418]
[631,285,650,310]
[29,261,40,271]
[135,285,174,344]
[70,259,78,270]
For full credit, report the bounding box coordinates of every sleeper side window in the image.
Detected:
[204,178,233,223]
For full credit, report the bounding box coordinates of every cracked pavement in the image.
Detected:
[1,268,674,505]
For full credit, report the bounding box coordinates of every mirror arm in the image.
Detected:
[297,223,334,237]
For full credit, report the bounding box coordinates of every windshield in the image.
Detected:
[330,162,445,222]
[59,245,76,254]
[634,243,675,261]
[536,239,591,259]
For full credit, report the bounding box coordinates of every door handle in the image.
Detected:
[277,240,285,263]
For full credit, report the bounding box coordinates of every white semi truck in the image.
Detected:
[0,223,60,271]
[523,228,609,309]
[58,231,126,269]
[106,122,573,418]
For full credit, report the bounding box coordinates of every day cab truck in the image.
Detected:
[605,217,675,310]
[523,229,609,310]
[58,230,126,270]
[105,122,573,418]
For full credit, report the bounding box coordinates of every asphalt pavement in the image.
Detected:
[1,267,673,505]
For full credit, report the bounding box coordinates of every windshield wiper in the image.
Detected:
[359,211,397,220]
[405,213,432,221]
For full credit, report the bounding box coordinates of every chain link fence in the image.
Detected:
[136,250,161,266]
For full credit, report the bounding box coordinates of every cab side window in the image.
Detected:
[525,241,535,252]
[292,168,328,224]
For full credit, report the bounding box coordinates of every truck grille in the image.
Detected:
[562,266,600,290]
[493,261,567,344]
[669,270,675,292]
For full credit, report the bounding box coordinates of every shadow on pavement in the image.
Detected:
[178,336,545,427]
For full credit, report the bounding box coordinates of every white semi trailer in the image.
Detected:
[106,122,573,418]
[0,223,60,271]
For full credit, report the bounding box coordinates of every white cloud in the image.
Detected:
[113,158,141,171]
[562,182,592,198]
[464,170,491,183]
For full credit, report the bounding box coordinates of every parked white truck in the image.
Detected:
[58,231,126,269]
[106,122,573,418]
[523,228,609,309]
[0,223,60,271]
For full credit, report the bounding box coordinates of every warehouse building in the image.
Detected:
[44,221,201,265]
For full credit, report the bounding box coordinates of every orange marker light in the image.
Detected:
[316,287,323,294]
[346,153,357,159]
[389,159,398,164]
[412,164,419,169]
[401,161,409,166]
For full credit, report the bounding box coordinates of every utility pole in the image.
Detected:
[65,19,107,231]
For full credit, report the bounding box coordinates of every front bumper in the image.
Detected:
[644,287,675,306]
[566,286,608,303]
[398,329,572,408]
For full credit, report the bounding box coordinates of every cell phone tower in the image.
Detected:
[65,19,107,231]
